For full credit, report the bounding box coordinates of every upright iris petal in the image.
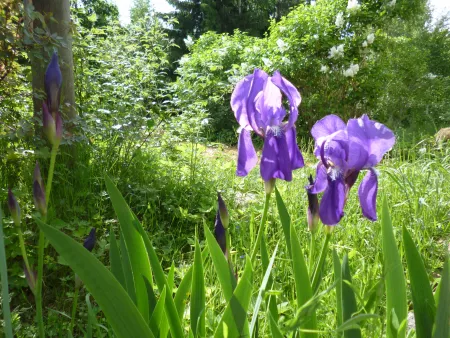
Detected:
[231,69,304,182]
[310,114,395,225]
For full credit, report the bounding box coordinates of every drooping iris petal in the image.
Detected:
[311,114,346,149]
[344,169,360,192]
[347,114,395,170]
[358,168,378,221]
[271,71,301,129]
[44,52,62,114]
[260,131,292,181]
[231,73,253,129]
[285,126,304,169]
[310,162,328,193]
[236,129,257,176]
[319,175,345,226]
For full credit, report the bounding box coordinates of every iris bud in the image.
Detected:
[33,180,47,216]
[306,175,320,233]
[83,228,96,252]
[44,52,62,114]
[7,189,21,227]
[217,192,229,229]
[264,178,276,195]
[42,102,56,144]
[214,210,227,258]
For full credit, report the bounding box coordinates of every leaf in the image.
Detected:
[109,226,126,290]
[149,286,166,336]
[191,239,205,337]
[291,223,317,337]
[204,225,236,302]
[105,175,152,320]
[333,250,343,336]
[268,310,284,338]
[119,233,136,303]
[143,276,157,322]
[341,254,361,338]
[0,207,13,338]
[275,187,292,258]
[250,244,278,337]
[402,225,435,338]
[381,197,407,338]
[260,235,278,322]
[36,219,154,338]
[214,256,253,338]
[336,314,380,333]
[433,256,450,338]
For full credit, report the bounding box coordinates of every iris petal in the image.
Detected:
[310,162,328,193]
[311,114,346,147]
[271,71,301,129]
[347,114,395,170]
[231,73,253,129]
[285,126,304,170]
[236,129,257,176]
[358,168,378,221]
[260,131,292,181]
[319,175,345,226]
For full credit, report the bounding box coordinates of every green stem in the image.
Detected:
[311,231,332,293]
[17,228,35,292]
[250,193,271,262]
[70,283,80,333]
[308,231,316,277]
[36,144,59,338]
[0,207,14,338]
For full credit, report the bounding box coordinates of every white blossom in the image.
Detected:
[367,33,375,44]
[320,65,329,73]
[362,41,368,48]
[335,12,345,28]
[329,44,345,59]
[426,73,437,79]
[313,34,319,39]
[387,0,396,7]
[282,57,292,65]
[343,63,359,77]
[418,147,427,154]
[347,0,360,10]
[262,57,272,68]
[183,35,194,48]
[276,39,287,52]
[201,118,209,126]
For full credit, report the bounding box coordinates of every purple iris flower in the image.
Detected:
[309,114,395,225]
[231,69,304,182]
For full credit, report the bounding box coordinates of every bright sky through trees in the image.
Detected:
[114,0,174,24]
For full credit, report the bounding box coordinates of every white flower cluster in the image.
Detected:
[347,0,360,11]
[183,35,194,48]
[343,63,359,77]
[335,12,345,28]
[362,33,375,47]
[320,65,330,73]
[262,57,273,68]
[329,44,345,59]
[276,39,287,52]
[387,0,396,7]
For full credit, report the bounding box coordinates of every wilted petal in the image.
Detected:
[319,175,345,226]
[285,126,304,169]
[358,169,378,221]
[44,52,62,114]
[347,114,395,169]
[214,210,227,257]
[83,228,96,252]
[260,131,292,181]
[236,129,257,176]
[271,71,301,129]
[310,162,328,193]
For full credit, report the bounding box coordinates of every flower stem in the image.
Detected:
[311,231,332,293]
[309,231,316,276]
[36,144,58,338]
[250,193,271,262]
[70,283,80,333]
[17,228,35,292]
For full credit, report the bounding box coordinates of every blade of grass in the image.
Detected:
[191,239,205,337]
[333,250,343,336]
[105,175,152,320]
[291,223,317,337]
[341,254,361,338]
[109,226,126,290]
[143,276,157,321]
[119,233,136,303]
[149,286,166,336]
[260,235,278,321]
[402,225,435,338]
[36,219,154,338]
[0,207,13,338]
[275,187,292,258]
[381,197,407,338]
[433,256,449,338]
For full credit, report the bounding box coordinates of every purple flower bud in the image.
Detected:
[44,52,62,114]
[42,102,56,145]
[33,180,47,216]
[83,228,96,252]
[34,161,44,189]
[7,189,21,227]
[214,210,227,258]
[24,264,37,293]
[217,192,229,229]
[306,175,320,233]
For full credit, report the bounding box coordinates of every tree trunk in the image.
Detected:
[29,0,76,120]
